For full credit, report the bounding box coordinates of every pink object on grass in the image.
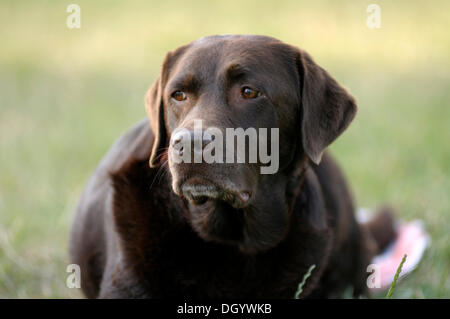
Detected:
[357,208,430,292]
[371,220,430,291]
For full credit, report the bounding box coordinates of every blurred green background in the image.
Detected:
[0,0,449,298]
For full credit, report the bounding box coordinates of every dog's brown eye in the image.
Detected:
[241,87,260,99]
[172,91,186,101]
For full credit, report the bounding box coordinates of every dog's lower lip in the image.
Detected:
[179,178,252,209]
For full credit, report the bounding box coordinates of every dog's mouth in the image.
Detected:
[173,175,286,253]
[176,177,249,245]
[178,177,252,210]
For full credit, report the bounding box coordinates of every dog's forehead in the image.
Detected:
[172,35,294,81]
[192,36,284,63]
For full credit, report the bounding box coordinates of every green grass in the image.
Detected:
[0,0,449,298]
[295,265,316,299]
[387,255,407,299]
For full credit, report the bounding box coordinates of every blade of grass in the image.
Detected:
[294,264,316,299]
[386,254,408,299]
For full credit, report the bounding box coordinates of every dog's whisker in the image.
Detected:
[149,160,169,191]
[153,148,169,161]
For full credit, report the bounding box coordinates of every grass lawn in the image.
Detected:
[0,0,448,298]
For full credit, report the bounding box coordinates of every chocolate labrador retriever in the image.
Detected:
[70,35,396,298]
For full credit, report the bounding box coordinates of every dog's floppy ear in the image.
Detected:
[145,75,167,167]
[296,49,357,164]
[146,46,190,167]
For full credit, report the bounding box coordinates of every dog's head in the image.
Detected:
[146,35,357,253]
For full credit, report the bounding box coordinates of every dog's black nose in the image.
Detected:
[171,130,213,157]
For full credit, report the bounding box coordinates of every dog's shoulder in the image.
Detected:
[101,119,154,175]
[72,119,155,240]
[84,119,154,194]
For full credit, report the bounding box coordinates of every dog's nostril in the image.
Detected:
[171,131,185,146]
[173,137,182,146]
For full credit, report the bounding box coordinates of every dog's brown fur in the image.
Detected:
[70,35,396,298]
